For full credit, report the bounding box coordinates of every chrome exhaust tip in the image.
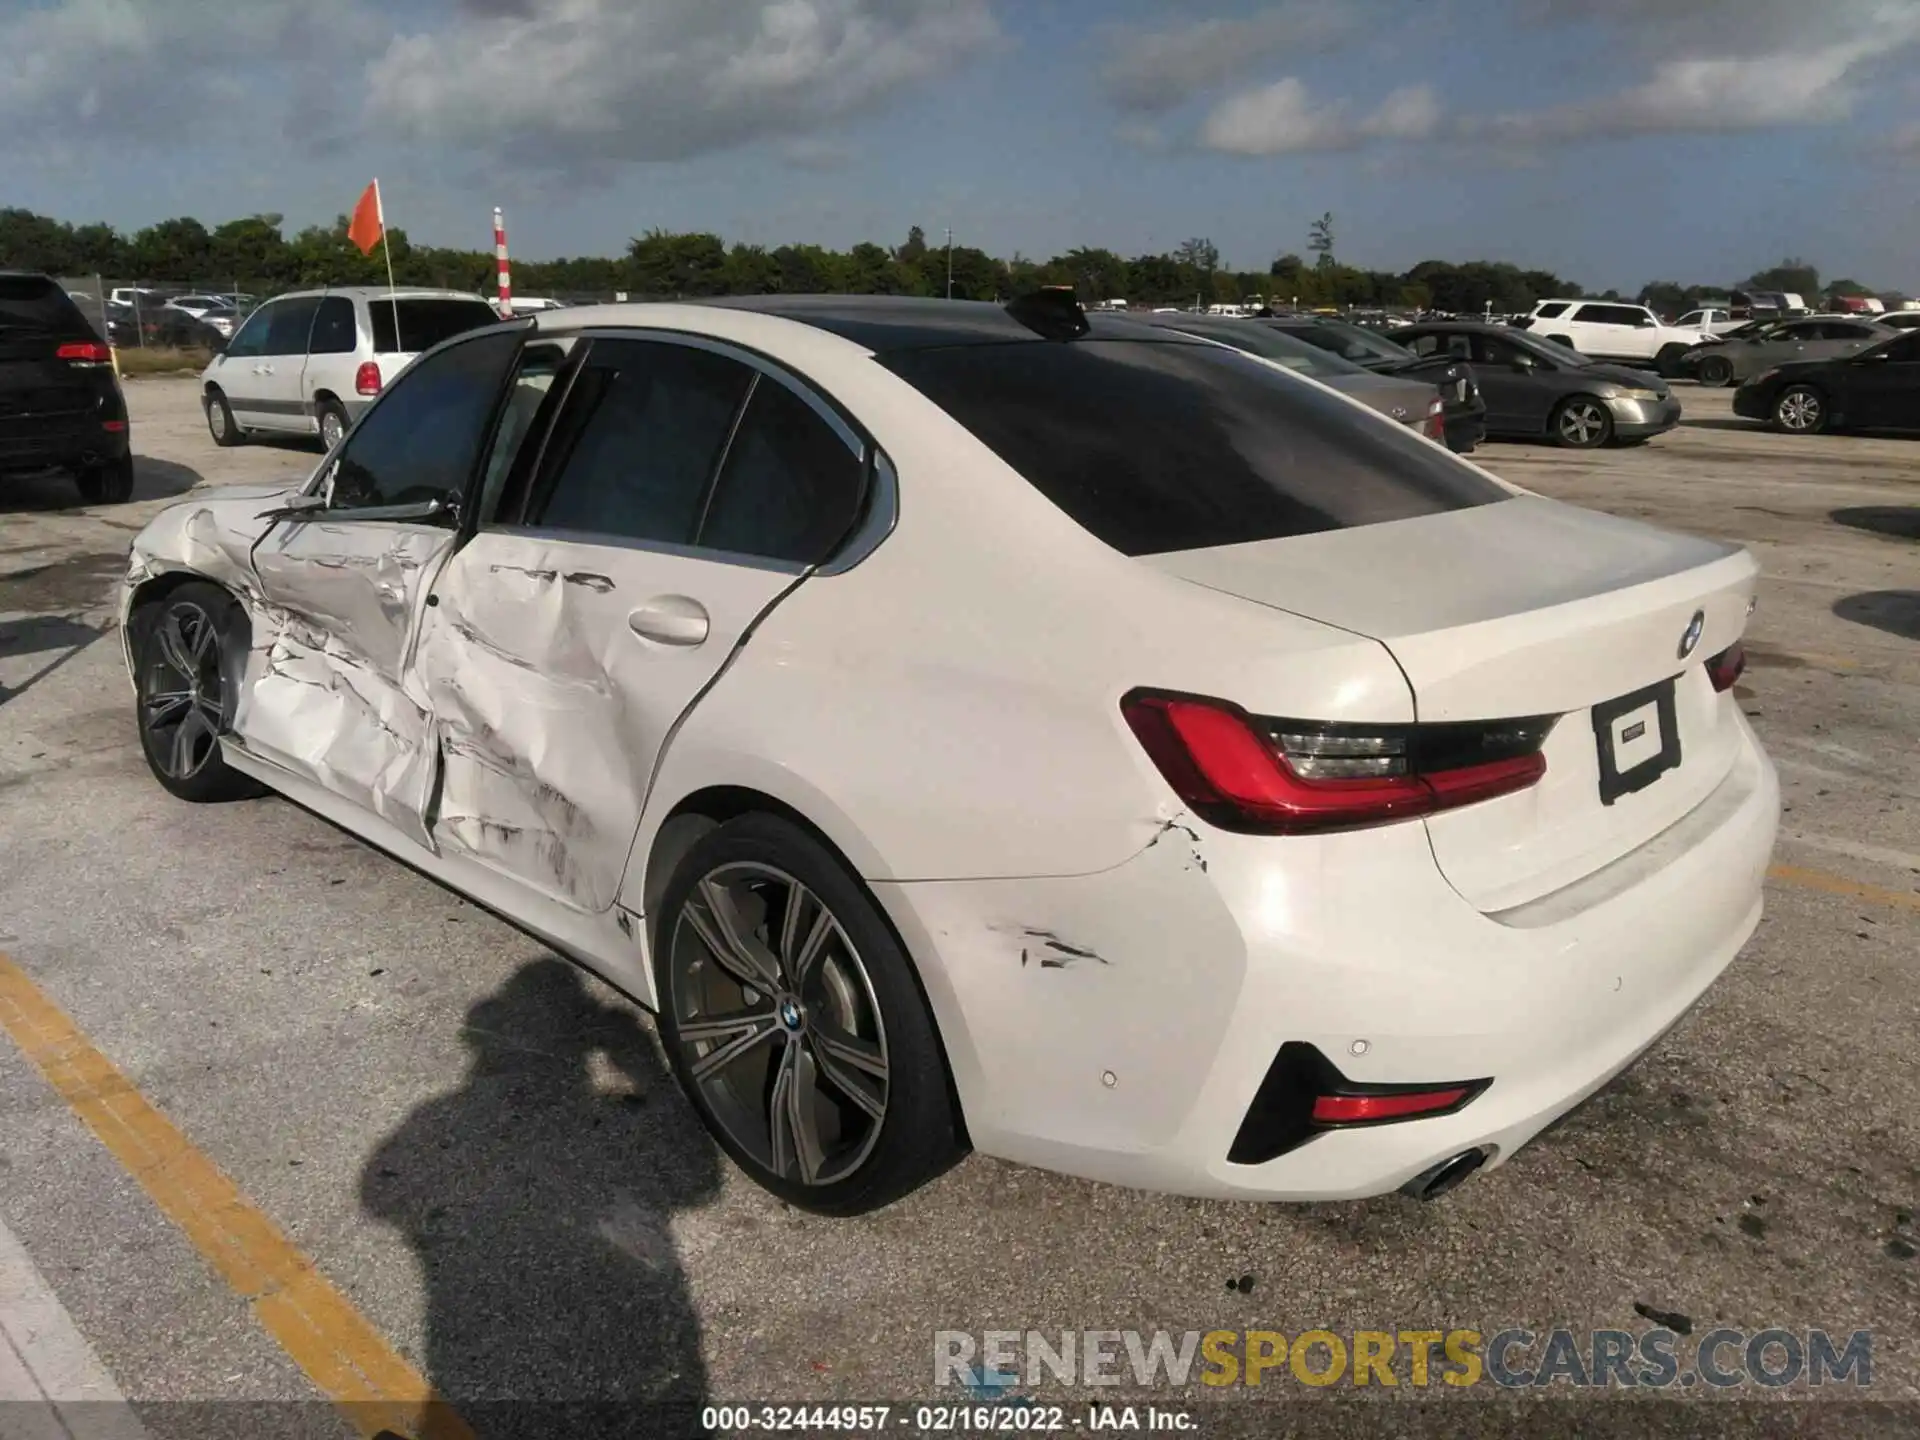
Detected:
[1400,1148,1488,1202]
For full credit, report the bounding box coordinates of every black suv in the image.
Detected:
[1,272,134,504]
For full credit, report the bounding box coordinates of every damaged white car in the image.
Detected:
[120,294,1779,1214]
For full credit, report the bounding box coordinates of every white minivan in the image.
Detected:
[199,287,502,451]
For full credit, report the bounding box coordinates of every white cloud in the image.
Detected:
[365,0,997,163]
[1201,80,1441,156]
[1098,2,1367,114]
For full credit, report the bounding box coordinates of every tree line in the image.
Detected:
[0,206,1897,317]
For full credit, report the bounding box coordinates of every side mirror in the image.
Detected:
[1510,354,1536,372]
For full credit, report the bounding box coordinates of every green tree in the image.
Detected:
[1745,257,1820,299]
[896,226,928,265]
[1308,212,1335,269]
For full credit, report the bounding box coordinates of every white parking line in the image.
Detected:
[0,1212,147,1438]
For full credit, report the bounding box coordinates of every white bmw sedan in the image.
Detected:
[120,294,1779,1214]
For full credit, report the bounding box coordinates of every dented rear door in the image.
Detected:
[408,334,871,913]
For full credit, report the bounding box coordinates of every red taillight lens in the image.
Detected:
[1121,690,1552,835]
[57,341,113,365]
[355,361,382,396]
[1424,397,1446,439]
[1706,642,1746,692]
[1312,1087,1474,1125]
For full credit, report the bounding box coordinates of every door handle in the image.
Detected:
[628,596,709,647]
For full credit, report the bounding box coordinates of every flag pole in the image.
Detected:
[375,179,400,343]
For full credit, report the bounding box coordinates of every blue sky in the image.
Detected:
[3,0,1919,292]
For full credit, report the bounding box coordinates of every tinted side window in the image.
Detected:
[371,299,502,354]
[264,297,319,354]
[330,329,523,512]
[309,297,357,355]
[883,340,1507,557]
[700,378,865,564]
[1534,302,1569,319]
[223,303,274,358]
[529,339,751,544]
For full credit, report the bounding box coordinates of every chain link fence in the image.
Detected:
[57,276,283,352]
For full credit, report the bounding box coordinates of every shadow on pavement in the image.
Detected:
[1832,590,1920,641]
[361,958,721,1439]
[0,614,107,708]
[1830,506,1920,542]
[0,455,201,514]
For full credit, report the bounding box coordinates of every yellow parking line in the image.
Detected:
[1768,863,1920,913]
[0,952,473,1440]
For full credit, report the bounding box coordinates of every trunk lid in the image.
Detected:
[1142,495,1758,910]
[1323,372,1438,429]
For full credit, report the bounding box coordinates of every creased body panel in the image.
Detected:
[414,531,795,912]
[240,519,453,848]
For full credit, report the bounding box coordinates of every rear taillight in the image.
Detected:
[57,341,113,366]
[1706,642,1746,692]
[1424,397,1446,439]
[1121,690,1554,835]
[355,361,382,396]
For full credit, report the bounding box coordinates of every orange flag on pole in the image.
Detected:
[347,180,383,256]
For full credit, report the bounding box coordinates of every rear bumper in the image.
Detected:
[877,718,1778,1201]
[0,421,129,475]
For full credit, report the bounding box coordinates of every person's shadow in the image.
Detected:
[361,958,723,1439]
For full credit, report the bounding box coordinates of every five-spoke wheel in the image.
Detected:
[132,582,265,803]
[656,815,960,1213]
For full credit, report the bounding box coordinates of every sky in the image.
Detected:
[2,0,1919,293]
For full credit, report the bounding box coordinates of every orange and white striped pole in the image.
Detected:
[493,207,511,318]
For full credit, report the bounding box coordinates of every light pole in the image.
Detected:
[946,227,953,300]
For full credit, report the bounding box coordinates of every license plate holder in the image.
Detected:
[1591,677,1681,806]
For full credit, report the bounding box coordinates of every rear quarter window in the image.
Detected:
[881,340,1508,557]
[371,299,503,354]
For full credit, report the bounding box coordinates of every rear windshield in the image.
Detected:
[369,298,501,354]
[1284,322,1414,365]
[882,340,1507,556]
[0,276,95,338]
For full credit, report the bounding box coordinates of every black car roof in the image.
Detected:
[695,294,1207,353]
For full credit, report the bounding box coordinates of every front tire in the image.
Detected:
[75,454,135,505]
[205,388,243,448]
[1552,395,1614,449]
[1774,385,1828,434]
[655,813,962,1215]
[1696,354,1734,388]
[130,582,267,803]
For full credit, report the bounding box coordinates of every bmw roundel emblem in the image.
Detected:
[1678,610,1705,660]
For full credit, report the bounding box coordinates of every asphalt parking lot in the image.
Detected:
[1,377,1916,1439]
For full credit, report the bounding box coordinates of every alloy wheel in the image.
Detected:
[139,601,226,780]
[207,402,227,441]
[1777,389,1821,432]
[320,410,345,450]
[667,862,890,1187]
[1558,401,1607,446]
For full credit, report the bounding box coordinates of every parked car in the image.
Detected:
[1673,308,1745,336]
[108,287,170,310]
[1732,328,1920,434]
[0,271,133,504]
[167,294,231,319]
[1258,317,1488,452]
[120,292,1776,1213]
[1874,310,1920,332]
[1134,312,1451,441]
[200,287,503,451]
[1684,317,1893,388]
[507,296,568,315]
[1518,300,1709,374]
[1397,322,1682,448]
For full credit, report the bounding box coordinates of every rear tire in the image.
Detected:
[316,399,349,453]
[1551,395,1614,449]
[205,388,242,447]
[130,582,267,803]
[654,813,963,1215]
[1696,354,1734,388]
[1773,385,1828,435]
[75,454,135,505]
